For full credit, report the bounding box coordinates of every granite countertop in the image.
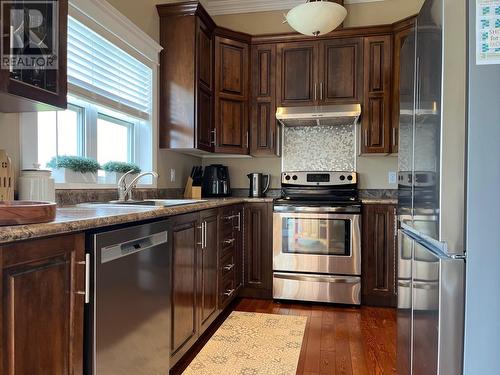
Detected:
[0,197,273,245]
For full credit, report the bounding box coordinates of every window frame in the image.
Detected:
[19,0,162,189]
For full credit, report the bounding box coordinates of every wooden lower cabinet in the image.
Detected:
[0,234,85,375]
[170,212,200,366]
[362,204,398,307]
[170,206,246,367]
[241,202,273,299]
[198,209,219,334]
[218,205,244,309]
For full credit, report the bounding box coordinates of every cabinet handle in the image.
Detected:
[270,131,274,149]
[364,129,368,147]
[314,83,317,101]
[211,129,217,146]
[392,128,397,148]
[223,238,235,245]
[204,221,207,249]
[246,131,249,149]
[223,288,235,297]
[320,82,324,101]
[197,224,204,248]
[76,254,90,304]
[223,263,235,271]
[236,212,241,232]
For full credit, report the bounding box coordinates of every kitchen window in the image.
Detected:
[21,4,161,187]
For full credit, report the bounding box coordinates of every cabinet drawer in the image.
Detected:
[220,235,236,256]
[220,271,237,308]
[220,251,236,278]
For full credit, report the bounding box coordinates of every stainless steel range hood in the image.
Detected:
[276,104,361,127]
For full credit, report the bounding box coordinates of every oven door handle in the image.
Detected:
[273,212,360,220]
[273,272,360,284]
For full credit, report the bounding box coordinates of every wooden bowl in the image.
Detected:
[0,201,57,226]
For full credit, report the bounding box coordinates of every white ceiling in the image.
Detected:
[201,0,385,16]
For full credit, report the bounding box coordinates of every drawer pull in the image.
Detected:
[223,238,235,245]
[223,263,235,271]
[223,288,235,297]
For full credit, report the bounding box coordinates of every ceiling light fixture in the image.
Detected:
[285,0,348,37]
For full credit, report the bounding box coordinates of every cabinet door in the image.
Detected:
[319,38,363,104]
[170,212,200,364]
[250,44,277,156]
[0,234,84,375]
[214,36,249,154]
[233,205,244,290]
[276,41,319,106]
[196,17,215,152]
[198,209,219,334]
[361,35,392,154]
[0,0,68,111]
[242,202,273,298]
[362,204,397,307]
[392,19,416,153]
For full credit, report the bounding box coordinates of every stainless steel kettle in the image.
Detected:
[247,173,270,198]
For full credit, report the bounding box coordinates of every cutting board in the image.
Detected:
[0,150,15,201]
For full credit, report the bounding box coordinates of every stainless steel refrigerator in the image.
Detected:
[397,0,467,374]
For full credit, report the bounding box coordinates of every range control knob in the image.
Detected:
[339,175,346,181]
[285,175,291,181]
[292,175,298,181]
[347,175,353,181]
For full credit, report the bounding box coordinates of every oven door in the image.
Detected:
[273,211,361,275]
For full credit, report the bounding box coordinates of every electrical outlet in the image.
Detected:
[388,171,397,184]
[170,169,176,183]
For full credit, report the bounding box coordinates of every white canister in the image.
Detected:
[19,169,56,202]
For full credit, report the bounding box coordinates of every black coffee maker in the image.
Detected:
[202,164,231,197]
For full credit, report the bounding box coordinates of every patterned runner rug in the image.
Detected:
[183,311,307,375]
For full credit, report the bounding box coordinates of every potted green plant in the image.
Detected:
[48,156,100,184]
[101,161,141,184]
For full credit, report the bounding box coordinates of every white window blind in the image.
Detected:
[67,17,152,120]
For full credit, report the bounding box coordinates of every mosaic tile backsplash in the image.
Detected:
[282,124,356,171]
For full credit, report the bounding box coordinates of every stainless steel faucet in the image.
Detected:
[117,170,159,202]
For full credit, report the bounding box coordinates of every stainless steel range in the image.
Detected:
[273,171,361,305]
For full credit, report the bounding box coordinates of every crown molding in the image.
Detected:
[201,0,384,16]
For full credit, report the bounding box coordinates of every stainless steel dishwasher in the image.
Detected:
[85,221,170,375]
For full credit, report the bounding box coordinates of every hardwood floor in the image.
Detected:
[171,298,397,375]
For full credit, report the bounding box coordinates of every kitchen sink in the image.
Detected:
[78,199,207,208]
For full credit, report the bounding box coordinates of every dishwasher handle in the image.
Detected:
[101,231,168,263]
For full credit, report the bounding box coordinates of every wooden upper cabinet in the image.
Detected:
[157,3,216,150]
[250,44,277,156]
[277,38,363,107]
[392,17,416,154]
[0,234,85,375]
[196,17,215,152]
[214,35,250,154]
[0,0,67,112]
[319,38,363,104]
[361,35,393,154]
[276,41,318,106]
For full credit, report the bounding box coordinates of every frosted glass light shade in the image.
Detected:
[286,1,348,36]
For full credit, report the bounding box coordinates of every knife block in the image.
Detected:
[184,177,202,199]
[0,150,14,201]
